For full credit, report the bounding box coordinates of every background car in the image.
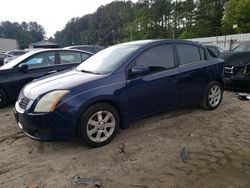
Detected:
[14,40,224,147]
[220,42,250,90]
[3,50,29,64]
[205,45,224,57]
[0,53,12,66]
[0,49,93,107]
[64,45,104,53]
[5,50,28,56]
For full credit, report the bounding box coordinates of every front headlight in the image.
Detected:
[34,90,70,112]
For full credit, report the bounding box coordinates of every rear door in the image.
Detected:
[126,44,179,120]
[10,51,59,97]
[176,44,208,104]
[57,51,91,71]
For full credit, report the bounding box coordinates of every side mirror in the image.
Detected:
[129,65,150,77]
[18,64,28,73]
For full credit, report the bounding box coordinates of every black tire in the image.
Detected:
[201,81,223,110]
[77,103,120,147]
[0,88,7,108]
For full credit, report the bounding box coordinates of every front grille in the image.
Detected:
[234,66,245,75]
[225,65,250,76]
[224,66,234,75]
[19,97,30,110]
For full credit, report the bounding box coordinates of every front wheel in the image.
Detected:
[77,103,120,147]
[201,81,223,110]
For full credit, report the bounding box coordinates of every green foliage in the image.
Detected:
[54,0,231,47]
[179,31,197,39]
[222,0,250,34]
[0,21,45,49]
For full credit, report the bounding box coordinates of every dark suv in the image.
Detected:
[0,49,92,107]
[14,40,224,147]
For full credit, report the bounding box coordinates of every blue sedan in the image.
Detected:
[14,40,224,147]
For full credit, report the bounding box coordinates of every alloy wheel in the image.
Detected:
[86,111,116,143]
[208,85,221,107]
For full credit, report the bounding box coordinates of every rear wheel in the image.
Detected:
[0,89,7,108]
[201,81,223,110]
[77,103,120,147]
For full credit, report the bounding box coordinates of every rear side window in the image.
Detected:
[59,51,82,64]
[176,44,201,65]
[134,44,175,73]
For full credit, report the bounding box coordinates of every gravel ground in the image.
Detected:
[1,91,250,188]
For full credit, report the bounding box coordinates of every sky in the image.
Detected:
[0,0,137,38]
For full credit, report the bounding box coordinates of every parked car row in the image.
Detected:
[13,40,225,147]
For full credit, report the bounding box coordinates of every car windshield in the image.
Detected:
[0,50,39,70]
[76,45,140,74]
[233,43,250,52]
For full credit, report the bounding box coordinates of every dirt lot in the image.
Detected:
[1,91,250,188]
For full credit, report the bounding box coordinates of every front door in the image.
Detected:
[125,44,179,120]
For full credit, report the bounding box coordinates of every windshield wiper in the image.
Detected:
[80,69,101,75]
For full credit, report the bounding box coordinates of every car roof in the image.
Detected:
[118,39,206,48]
[29,48,93,55]
[64,45,104,48]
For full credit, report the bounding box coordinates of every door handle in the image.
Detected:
[45,70,57,75]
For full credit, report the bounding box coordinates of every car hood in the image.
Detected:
[220,51,250,66]
[23,70,104,100]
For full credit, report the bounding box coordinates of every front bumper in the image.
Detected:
[14,102,76,141]
[14,104,55,141]
[224,76,250,90]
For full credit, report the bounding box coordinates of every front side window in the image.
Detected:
[133,44,175,73]
[24,52,56,68]
[176,44,201,65]
[59,51,82,64]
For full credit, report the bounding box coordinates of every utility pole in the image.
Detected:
[173,0,177,39]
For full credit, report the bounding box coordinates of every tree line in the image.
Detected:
[0,21,45,49]
[0,0,249,49]
[53,0,250,47]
